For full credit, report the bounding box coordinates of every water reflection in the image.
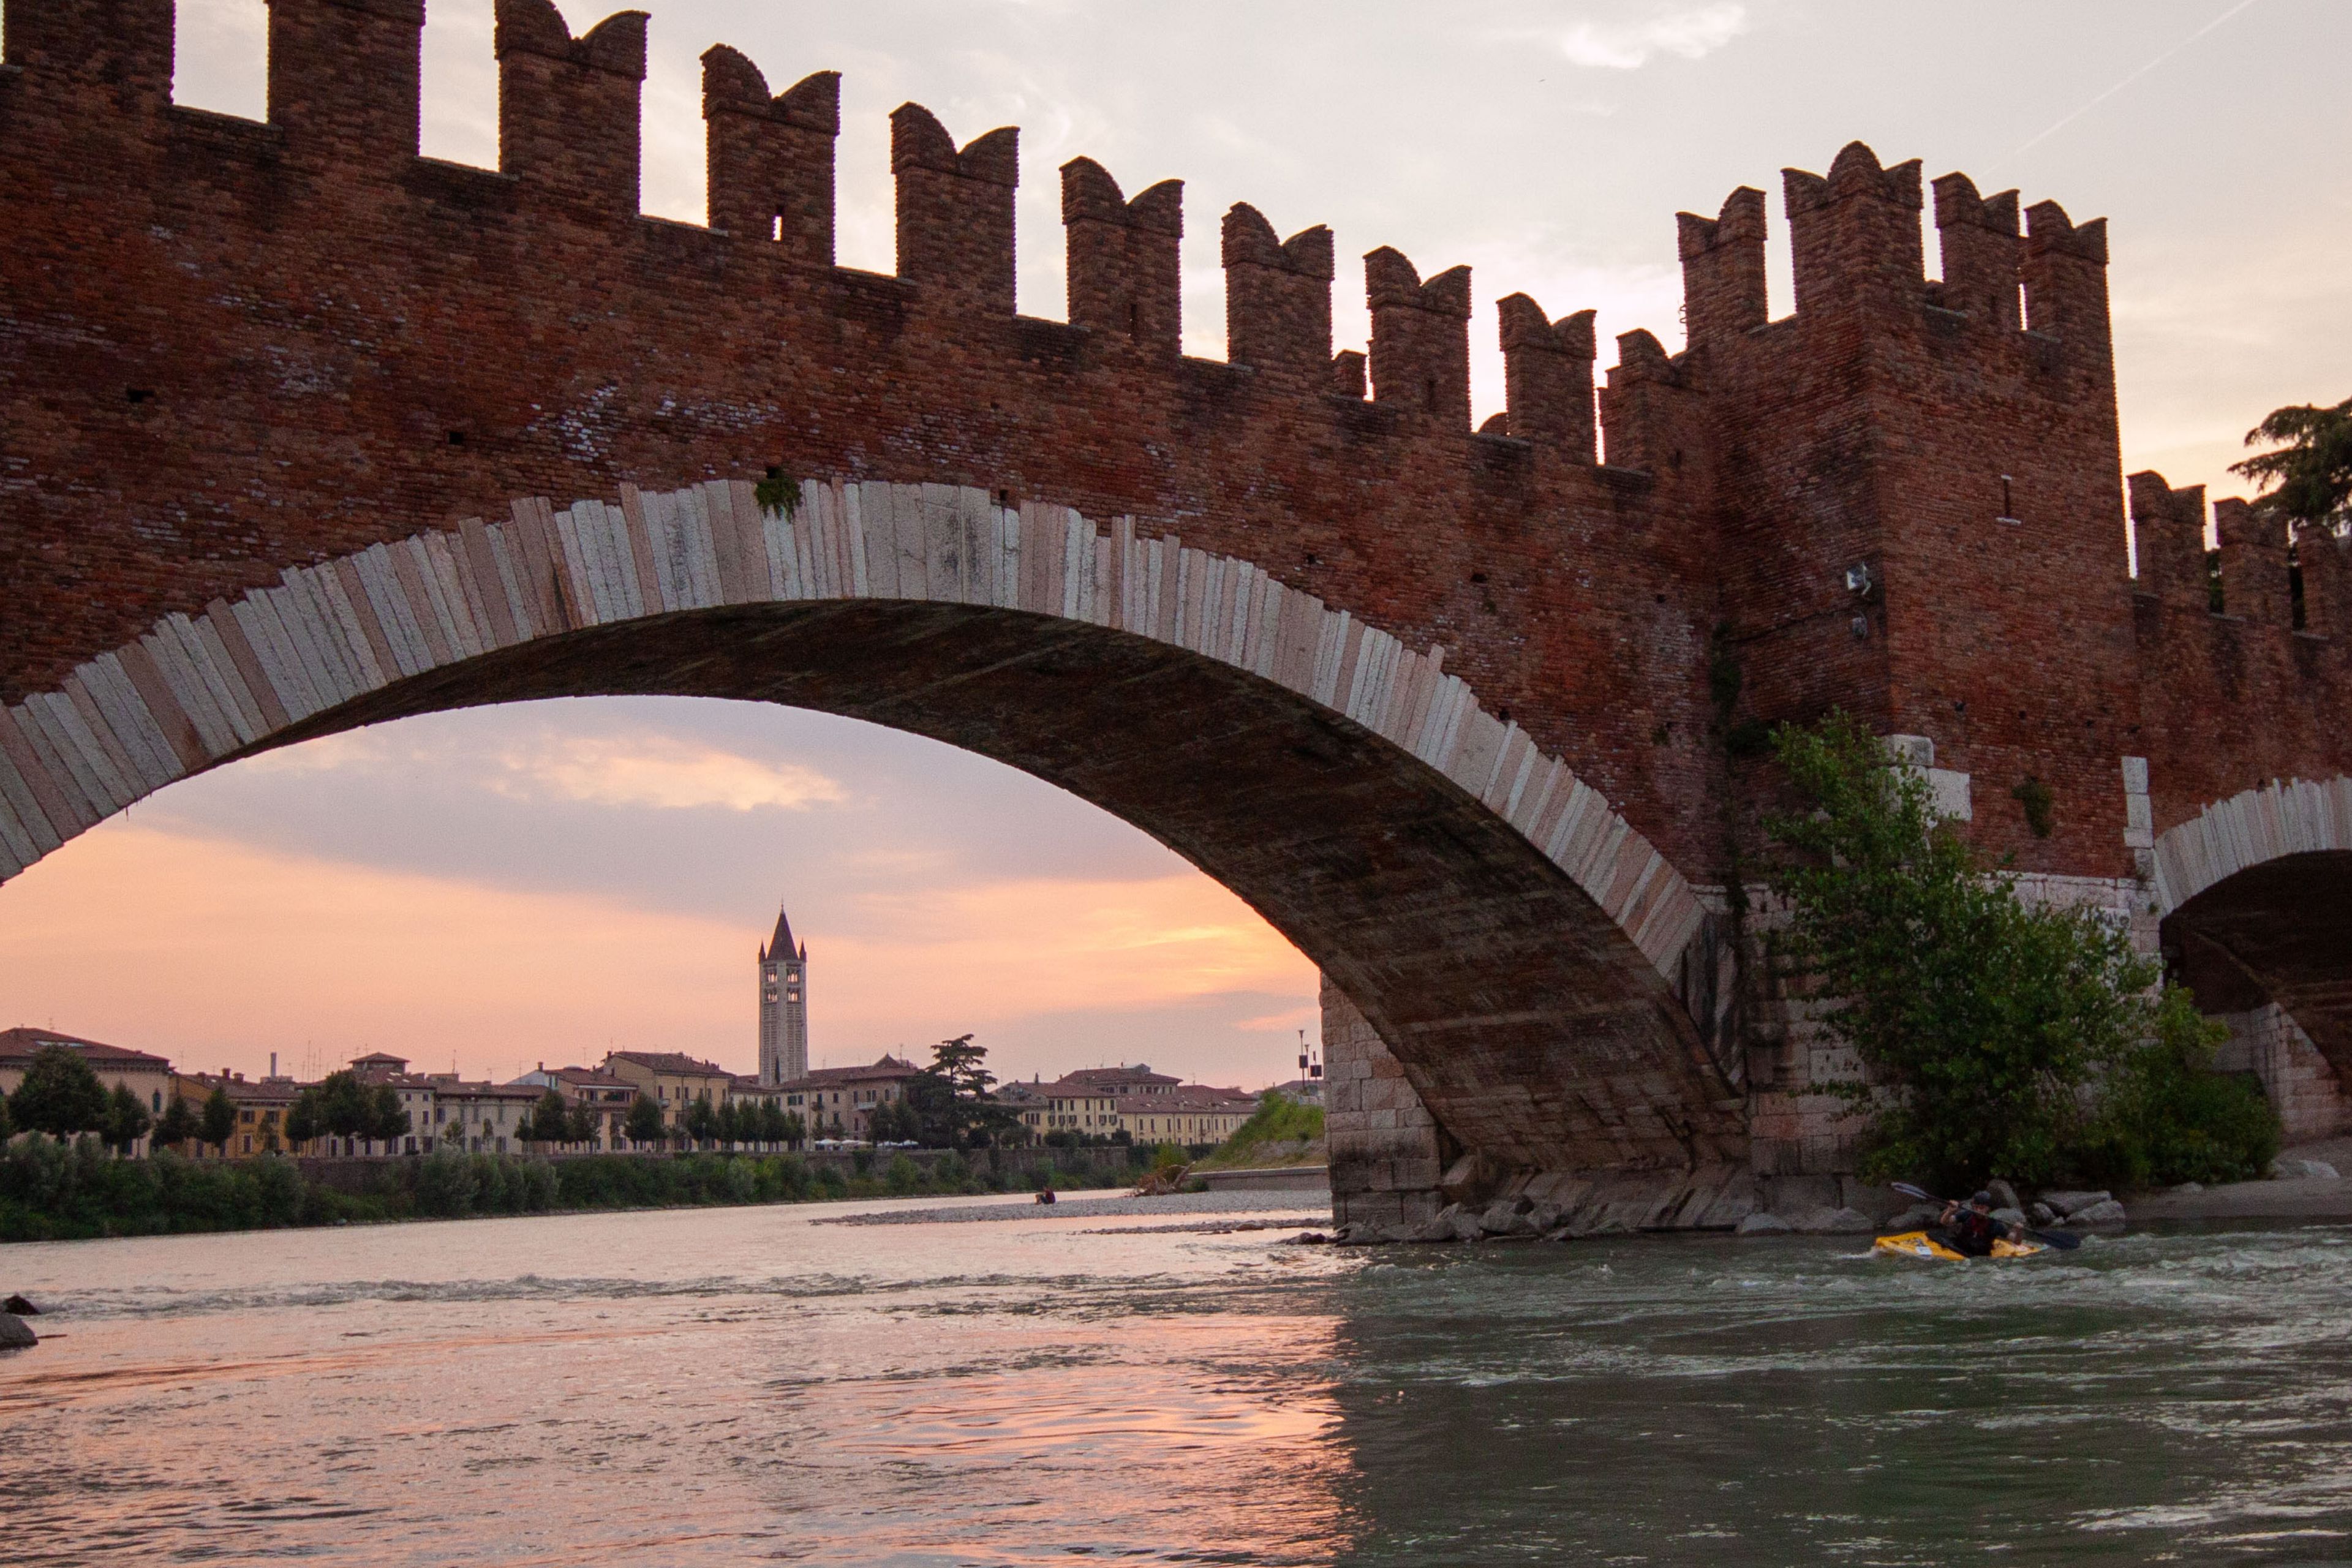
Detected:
[6,1204,2352,1562]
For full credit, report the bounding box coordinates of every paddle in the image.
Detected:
[1889,1182,2083,1251]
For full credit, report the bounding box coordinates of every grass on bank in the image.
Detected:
[1192,1092,1325,1172]
[0,1135,1147,1243]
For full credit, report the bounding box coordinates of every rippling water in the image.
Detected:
[7,1194,2352,1564]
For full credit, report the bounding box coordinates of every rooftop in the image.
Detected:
[0,1027,171,1068]
[606,1050,731,1077]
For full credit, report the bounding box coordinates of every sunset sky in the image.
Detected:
[1,0,2342,1089]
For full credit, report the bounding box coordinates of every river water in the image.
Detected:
[6,1192,2352,1565]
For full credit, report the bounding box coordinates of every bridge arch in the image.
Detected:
[2152,778,2352,1137]
[0,477,1743,1178]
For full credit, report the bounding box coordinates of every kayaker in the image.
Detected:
[1936,1192,2018,1258]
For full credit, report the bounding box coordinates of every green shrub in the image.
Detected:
[2076,989,2282,1188]
[1767,711,2280,1191]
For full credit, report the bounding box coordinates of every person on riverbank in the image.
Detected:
[1936,1192,2019,1258]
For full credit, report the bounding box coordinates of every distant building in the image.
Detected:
[778,1054,921,1140]
[431,1077,540,1153]
[513,1065,644,1150]
[0,1027,175,1152]
[345,1050,435,1156]
[1117,1087,1258,1146]
[603,1049,733,1131]
[1060,1064,1182,1098]
[170,1069,299,1158]
[757,902,809,1087]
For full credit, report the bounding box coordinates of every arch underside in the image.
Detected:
[220,599,1741,1174]
[2166,850,2352,1078]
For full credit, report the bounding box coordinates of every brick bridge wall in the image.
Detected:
[2,0,2347,1223]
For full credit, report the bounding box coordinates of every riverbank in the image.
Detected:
[2128,1137,2352,1223]
[0,1136,1152,1243]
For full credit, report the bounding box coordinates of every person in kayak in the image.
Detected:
[1936,1192,2021,1257]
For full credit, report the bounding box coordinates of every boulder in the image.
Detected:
[1331,1223,1375,1246]
[1449,1208,1487,1243]
[1,1294,38,1316]
[2171,1181,2203,1194]
[2038,1189,2112,1218]
[2065,1199,2127,1227]
[2271,1158,2342,1181]
[1986,1180,2021,1212]
[1486,1204,1543,1241]
[2030,1202,2058,1227]
[0,1313,35,1350]
[1992,1207,2028,1229]
[1798,1207,1878,1235]
[1889,1203,1942,1230]
[1736,1213,1792,1235]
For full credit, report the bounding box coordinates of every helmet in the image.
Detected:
[1970,1191,1994,1206]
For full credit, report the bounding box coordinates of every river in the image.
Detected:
[5,1191,2351,1564]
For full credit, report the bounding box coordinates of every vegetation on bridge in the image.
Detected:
[1766,712,2278,1192]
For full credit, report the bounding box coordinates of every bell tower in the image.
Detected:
[757,902,809,1085]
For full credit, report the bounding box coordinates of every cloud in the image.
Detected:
[501,736,848,814]
[1557,4,1747,70]
[245,725,848,815]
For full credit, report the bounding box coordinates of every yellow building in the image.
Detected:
[603,1050,734,1131]
[169,1069,301,1158]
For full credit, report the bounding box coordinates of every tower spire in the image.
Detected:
[757,898,810,1087]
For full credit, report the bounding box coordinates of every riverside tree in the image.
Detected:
[153,1095,200,1152]
[200,1086,238,1155]
[103,1082,153,1155]
[526,1088,571,1147]
[8,1045,108,1138]
[624,1093,665,1147]
[1763,709,2276,1189]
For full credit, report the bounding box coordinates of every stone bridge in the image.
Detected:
[2,0,2346,1228]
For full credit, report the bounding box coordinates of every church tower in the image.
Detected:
[758,903,809,1087]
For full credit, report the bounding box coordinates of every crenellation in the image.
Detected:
[2021,198,2111,358]
[2128,471,2211,612]
[265,0,424,170]
[1365,247,1471,423]
[1781,141,1924,317]
[1,0,173,111]
[1221,203,1334,382]
[1676,186,1767,344]
[1929,171,2020,330]
[2298,522,2350,638]
[1599,328,1686,472]
[701,49,837,263]
[1060,157,1183,356]
[493,0,647,221]
[1496,294,1596,459]
[2215,497,2293,628]
[892,103,1019,313]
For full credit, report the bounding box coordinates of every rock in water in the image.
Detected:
[1,1294,38,1316]
[2039,1189,2112,1218]
[1736,1213,1792,1235]
[2030,1202,2059,1226]
[0,1313,36,1349]
[2066,1199,2127,1227]
[2270,1158,2341,1181]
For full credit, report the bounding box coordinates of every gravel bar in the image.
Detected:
[819,1189,1333,1226]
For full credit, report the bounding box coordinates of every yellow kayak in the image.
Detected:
[1873,1229,2048,1262]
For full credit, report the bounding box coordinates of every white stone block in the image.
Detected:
[2120,755,2150,794]
[1926,767,1972,822]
